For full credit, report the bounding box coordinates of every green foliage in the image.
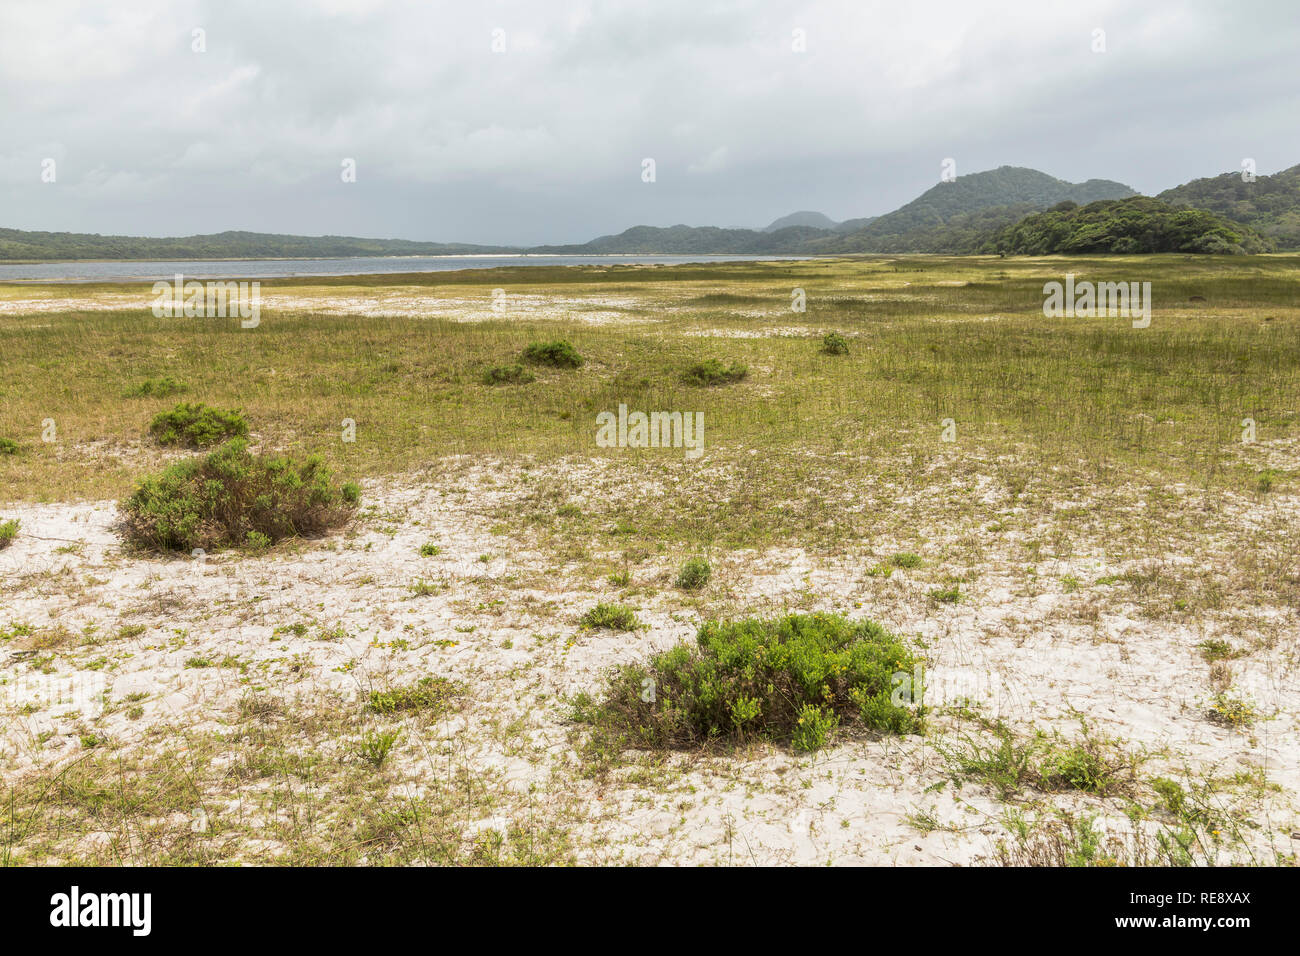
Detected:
[580,602,640,631]
[0,519,18,550]
[680,359,748,386]
[148,402,248,447]
[1159,163,1300,250]
[821,332,850,355]
[929,585,962,603]
[889,552,923,569]
[0,437,19,455]
[983,196,1273,255]
[356,729,401,768]
[367,677,461,715]
[521,340,583,369]
[939,723,1139,798]
[121,438,359,552]
[578,613,923,755]
[675,556,712,591]
[482,363,535,385]
[418,541,441,556]
[125,376,188,398]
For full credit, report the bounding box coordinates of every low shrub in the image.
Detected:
[675,556,711,591]
[0,438,18,455]
[125,376,188,398]
[148,402,248,447]
[0,519,18,550]
[575,612,923,755]
[821,332,850,355]
[522,340,583,369]
[482,363,536,385]
[579,602,640,631]
[680,359,747,387]
[122,438,359,552]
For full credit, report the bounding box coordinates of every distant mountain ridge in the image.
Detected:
[3,164,1292,261]
[0,228,511,261]
[762,210,840,232]
[1158,164,1300,250]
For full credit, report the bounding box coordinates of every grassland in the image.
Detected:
[1,253,1298,865]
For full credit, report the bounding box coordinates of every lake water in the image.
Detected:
[0,254,809,283]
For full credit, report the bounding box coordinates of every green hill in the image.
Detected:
[815,166,1136,253]
[980,197,1273,255]
[0,228,511,261]
[1158,164,1300,250]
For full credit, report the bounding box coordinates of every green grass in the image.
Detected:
[124,375,188,398]
[367,677,462,715]
[680,358,748,386]
[2,256,1298,523]
[0,518,18,549]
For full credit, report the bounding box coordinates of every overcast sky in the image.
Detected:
[2,0,1298,245]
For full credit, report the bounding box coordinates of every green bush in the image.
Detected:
[122,438,359,552]
[580,602,640,631]
[125,376,188,398]
[821,332,850,355]
[681,359,747,386]
[148,402,248,447]
[0,437,18,455]
[522,340,583,369]
[482,363,536,385]
[577,612,923,755]
[0,519,18,550]
[675,556,711,591]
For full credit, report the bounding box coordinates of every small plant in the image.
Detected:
[148,402,249,447]
[0,438,18,455]
[521,340,583,369]
[1206,692,1257,729]
[929,585,962,604]
[367,676,461,715]
[1255,468,1278,494]
[889,552,923,569]
[357,729,401,768]
[482,363,536,385]
[938,723,1139,798]
[791,704,839,752]
[122,438,359,552]
[0,519,18,550]
[125,376,188,398]
[418,541,441,557]
[579,602,640,631]
[1197,639,1242,663]
[821,332,850,355]
[681,359,747,387]
[408,578,442,596]
[675,556,711,591]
